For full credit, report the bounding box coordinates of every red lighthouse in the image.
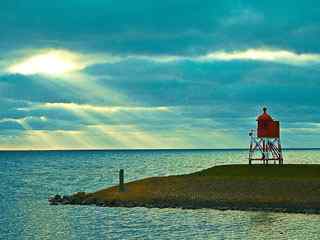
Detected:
[249,108,283,164]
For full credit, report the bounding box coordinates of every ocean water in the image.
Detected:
[1,149,320,240]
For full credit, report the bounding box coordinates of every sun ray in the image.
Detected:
[4,49,177,149]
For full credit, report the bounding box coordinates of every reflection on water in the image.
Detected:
[1,149,320,239]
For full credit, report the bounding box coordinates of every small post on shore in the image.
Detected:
[119,169,124,192]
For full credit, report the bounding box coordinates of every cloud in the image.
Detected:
[4,49,117,76]
[221,8,265,26]
[24,102,171,114]
[3,48,320,79]
[196,49,320,65]
[1,1,320,149]
[129,49,320,66]
[0,116,47,130]
[0,74,89,103]
[1,1,320,56]
[7,50,83,75]
[85,48,320,66]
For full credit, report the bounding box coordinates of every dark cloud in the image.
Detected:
[88,60,320,108]
[0,74,81,103]
[1,1,320,55]
[0,121,24,130]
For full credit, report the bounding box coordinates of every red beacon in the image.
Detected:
[249,107,283,164]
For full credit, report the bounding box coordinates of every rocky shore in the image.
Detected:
[49,164,320,214]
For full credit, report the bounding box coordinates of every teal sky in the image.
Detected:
[1,1,320,149]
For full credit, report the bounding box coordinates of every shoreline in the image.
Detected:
[49,194,320,214]
[49,164,320,214]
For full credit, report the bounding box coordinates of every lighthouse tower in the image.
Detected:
[249,108,283,165]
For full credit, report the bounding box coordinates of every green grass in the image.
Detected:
[72,164,320,212]
[189,164,320,180]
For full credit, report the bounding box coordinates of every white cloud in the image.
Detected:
[196,49,320,65]
[119,49,320,65]
[131,55,184,63]
[0,116,47,129]
[7,50,85,75]
[4,48,320,77]
[5,49,116,75]
[23,102,171,114]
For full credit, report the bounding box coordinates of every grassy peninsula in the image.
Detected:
[50,164,320,213]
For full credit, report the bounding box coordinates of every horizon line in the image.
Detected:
[1,147,320,152]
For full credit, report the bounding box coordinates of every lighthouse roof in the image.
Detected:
[257,107,273,121]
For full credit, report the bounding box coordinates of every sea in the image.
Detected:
[1,149,320,240]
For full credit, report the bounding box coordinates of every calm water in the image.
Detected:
[1,149,320,240]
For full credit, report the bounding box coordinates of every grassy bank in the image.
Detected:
[51,164,320,213]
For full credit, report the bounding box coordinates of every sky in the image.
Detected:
[1,0,320,149]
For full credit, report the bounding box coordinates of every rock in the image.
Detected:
[61,195,71,204]
[64,192,86,204]
[96,201,105,207]
[48,194,62,205]
[73,192,86,198]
